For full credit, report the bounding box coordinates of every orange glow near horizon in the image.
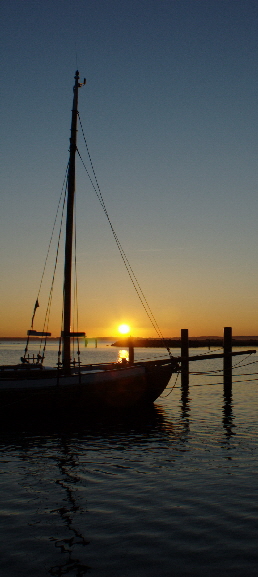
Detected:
[0,306,257,340]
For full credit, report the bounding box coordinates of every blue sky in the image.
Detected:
[1,0,258,337]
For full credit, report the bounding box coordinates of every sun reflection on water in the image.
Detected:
[117,349,129,363]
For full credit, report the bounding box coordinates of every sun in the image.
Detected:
[118,324,130,335]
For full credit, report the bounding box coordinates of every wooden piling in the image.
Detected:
[181,329,189,388]
[128,337,134,364]
[223,326,232,390]
[176,325,255,391]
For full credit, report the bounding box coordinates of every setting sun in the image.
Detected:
[118,324,130,335]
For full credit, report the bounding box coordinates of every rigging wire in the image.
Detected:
[77,113,173,360]
[38,177,68,360]
[36,163,69,305]
[23,164,69,361]
[162,371,180,397]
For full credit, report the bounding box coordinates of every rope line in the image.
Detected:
[162,371,180,397]
[172,377,258,388]
[23,164,69,362]
[37,163,69,303]
[77,114,173,359]
[38,177,68,360]
[190,371,258,377]
[77,146,165,343]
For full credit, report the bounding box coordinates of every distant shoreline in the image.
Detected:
[112,337,258,348]
[1,336,257,347]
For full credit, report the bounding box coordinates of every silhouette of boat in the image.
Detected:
[0,71,178,418]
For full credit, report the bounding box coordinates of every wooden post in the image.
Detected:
[181,329,189,388]
[128,337,134,364]
[223,326,232,391]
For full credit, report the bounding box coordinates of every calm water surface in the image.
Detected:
[0,342,257,576]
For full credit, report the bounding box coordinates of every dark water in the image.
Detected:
[0,343,257,576]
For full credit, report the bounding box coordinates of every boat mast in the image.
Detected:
[62,70,81,373]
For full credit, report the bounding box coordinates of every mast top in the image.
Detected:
[74,70,86,88]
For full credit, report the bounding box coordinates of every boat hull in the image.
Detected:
[0,361,176,420]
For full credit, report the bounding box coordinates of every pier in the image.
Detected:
[113,328,257,394]
[178,327,256,394]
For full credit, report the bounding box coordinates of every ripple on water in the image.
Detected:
[0,353,257,576]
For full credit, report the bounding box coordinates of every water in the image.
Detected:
[0,341,257,576]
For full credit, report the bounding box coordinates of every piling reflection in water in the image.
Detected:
[223,390,235,440]
[180,386,191,435]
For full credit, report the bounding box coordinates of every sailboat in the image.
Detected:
[0,71,179,418]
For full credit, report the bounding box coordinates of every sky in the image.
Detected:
[1,0,258,338]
